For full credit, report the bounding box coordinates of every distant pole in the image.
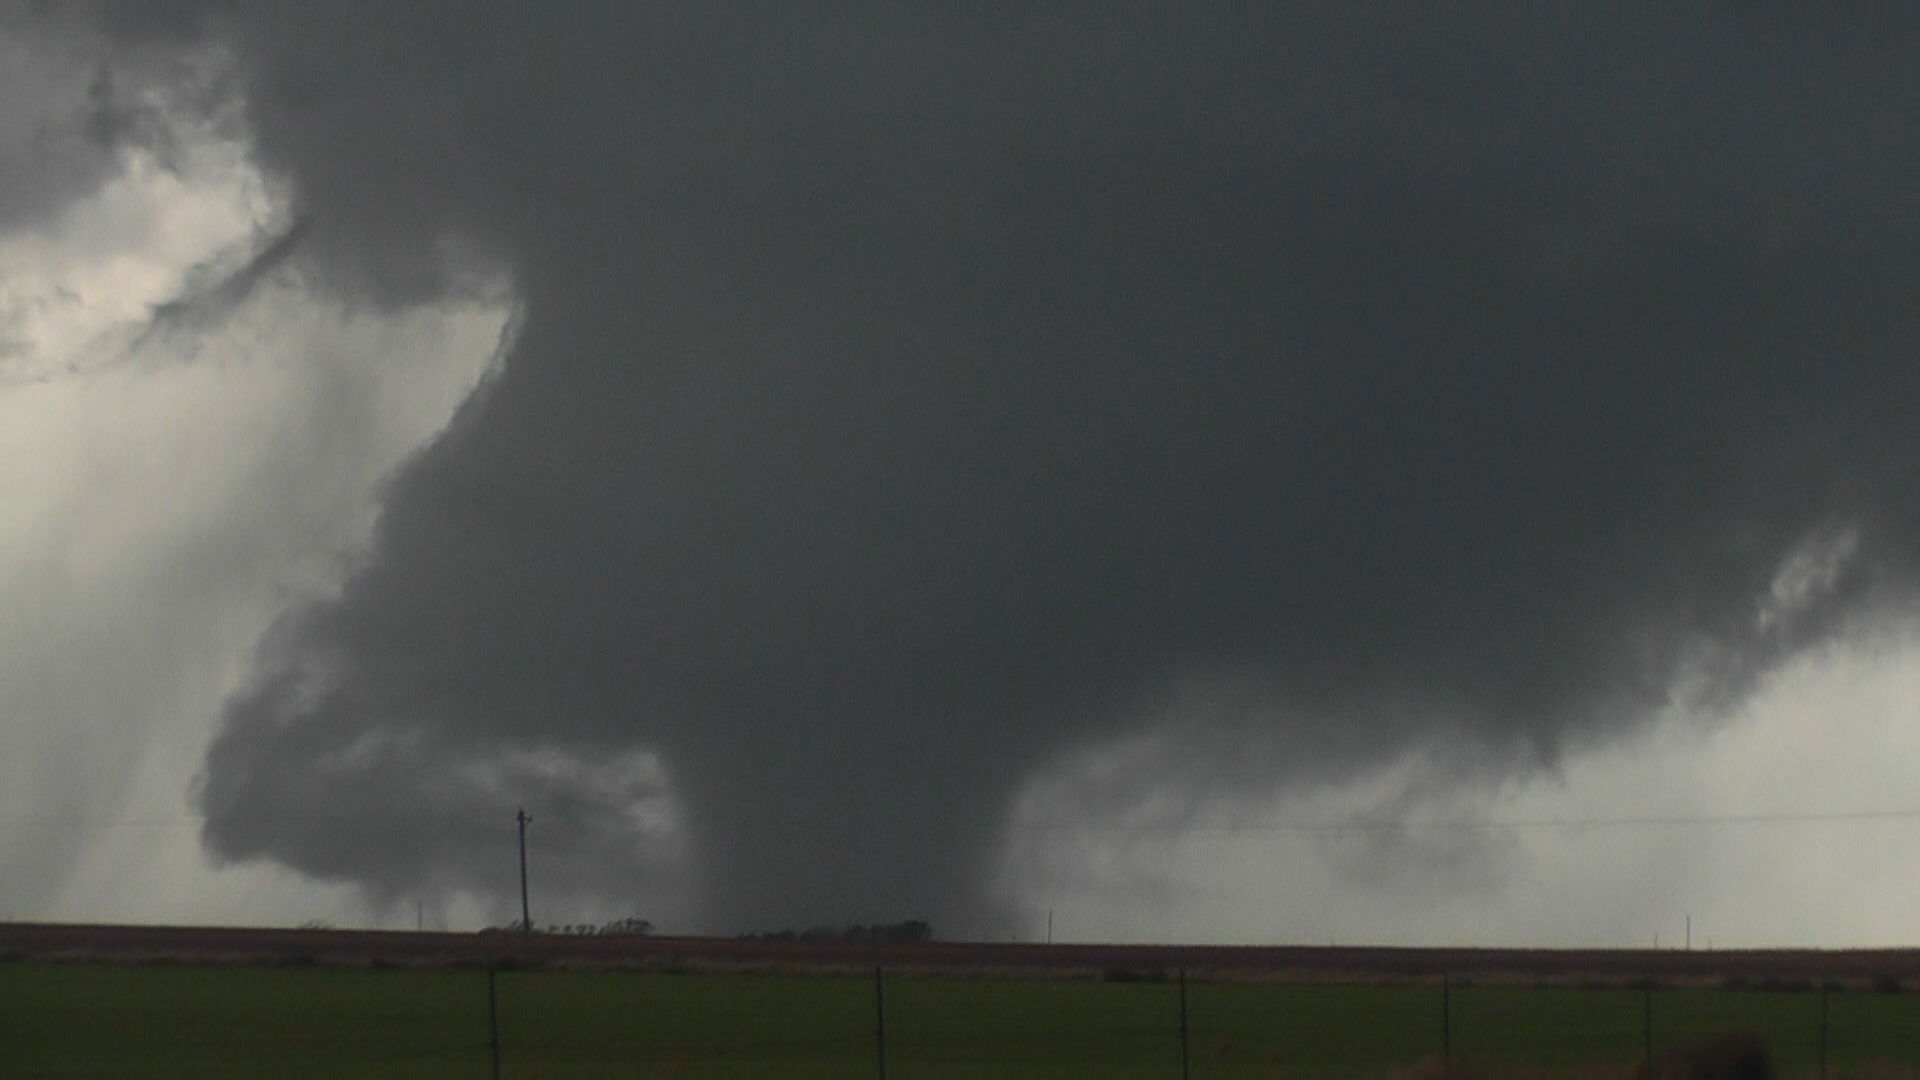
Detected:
[1442,971,1451,1064]
[417,900,424,933]
[516,808,532,938]
[1047,910,1053,946]
[1685,915,1691,951]
[875,965,888,1080]
[1179,967,1190,1080]
[488,965,502,1080]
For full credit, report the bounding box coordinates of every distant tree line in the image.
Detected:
[474,916,933,942]
[483,916,653,936]
[737,920,932,944]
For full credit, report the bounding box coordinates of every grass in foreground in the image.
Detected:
[2,962,1918,1077]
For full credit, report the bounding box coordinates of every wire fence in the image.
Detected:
[5,960,1920,1077]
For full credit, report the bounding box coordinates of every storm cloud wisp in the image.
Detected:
[62,5,1917,933]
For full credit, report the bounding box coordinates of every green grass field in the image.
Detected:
[3,962,1918,1078]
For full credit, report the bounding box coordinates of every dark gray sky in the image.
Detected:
[7,3,1914,937]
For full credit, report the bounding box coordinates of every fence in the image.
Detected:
[5,959,1920,1077]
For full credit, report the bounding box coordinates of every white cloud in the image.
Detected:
[1003,620,1920,948]
[0,132,508,930]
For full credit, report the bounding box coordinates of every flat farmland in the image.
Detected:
[3,925,1920,1077]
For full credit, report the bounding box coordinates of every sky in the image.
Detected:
[1,4,1915,945]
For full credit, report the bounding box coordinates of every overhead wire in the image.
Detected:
[9,809,1920,834]
[1007,809,1920,834]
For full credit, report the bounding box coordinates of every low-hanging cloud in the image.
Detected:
[51,4,1918,934]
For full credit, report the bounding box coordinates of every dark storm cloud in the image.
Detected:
[68,4,1917,931]
[0,21,125,230]
[2,2,242,231]
[139,218,309,342]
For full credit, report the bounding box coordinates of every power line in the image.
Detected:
[1008,809,1920,834]
[2,820,201,830]
[9,808,1920,835]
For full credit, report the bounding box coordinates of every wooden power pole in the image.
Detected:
[516,807,532,938]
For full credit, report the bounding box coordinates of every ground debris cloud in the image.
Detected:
[55,4,1919,933]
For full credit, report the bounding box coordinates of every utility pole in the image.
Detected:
[516,807,532,938]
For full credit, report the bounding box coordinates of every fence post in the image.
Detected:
[1643,981,1654,1078]
[488,964,502,1080]
[1442,970,1451,1064]
[1179,967,1190,1080]
[1819,984,1829,1080]
[875,964,887,1080]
